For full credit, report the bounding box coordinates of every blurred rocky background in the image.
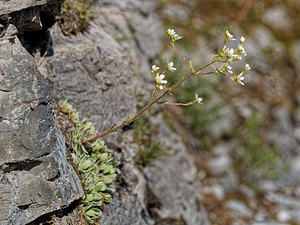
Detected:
[156,0,300,224]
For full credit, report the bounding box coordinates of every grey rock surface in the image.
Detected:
[100,137,153,225]
[0,0,63,16]
[41,22,137,141]
[0,20,83,225]
[226,200,252,218]
[0,0,63,34]
[144,116,209,225]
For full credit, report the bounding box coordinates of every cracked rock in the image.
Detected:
[0,24,83,225]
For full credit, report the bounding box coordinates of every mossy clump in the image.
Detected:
[59,0,94,35]
[234,115,283,186]
[133,113,168,168]
[58,101,120,224]
[135,141,167,168]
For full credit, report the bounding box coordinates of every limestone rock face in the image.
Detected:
[0,0,63,16]
[0,0,63,33]
[143,116,209,225]
[0,3,83,225]
[41,23,137,141]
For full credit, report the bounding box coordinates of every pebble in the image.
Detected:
[276,210,291,222]
[226,200,252,218]
[291,156,300,172]
[208,155,231,175]
[295,186,300,196]
[202,184,225,200]
[262,6,293,30]
[294,127,300,141]
[260,180,277,192]
[220,170,239,192]
[210,184,225,200]
[254,208,267,221]
[214,144,230,156]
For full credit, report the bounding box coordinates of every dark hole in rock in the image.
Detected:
[26,199,81,225]
[1,160,42,173]
[18,12,55,56]
[18,204,31,210]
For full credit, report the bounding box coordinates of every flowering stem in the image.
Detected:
[90,91,169,141]
[172,43,194,72]
[194,61,216,74]
[211,65,232,79]
[159,101,194,106]
[167,61,215,91]
[194,71,216,76]
[85,29,251,144]
[90,60,215,141]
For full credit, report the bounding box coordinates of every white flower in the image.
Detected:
[237,44,247,56]
[167,62,176,72]
[236,72,245,85]
[234,55,242,61]
[167,28,175,37]
[158,85,164,90]
[240,36,245,43]
[155,73,167,84]
[173,34,182,41]
[226,65,233,73]
[167,28,183,42]
[195,93,203,104]
[225,30,236,41]
[227,48,235,57]
[245,64,251,71]
[152,65,159,73]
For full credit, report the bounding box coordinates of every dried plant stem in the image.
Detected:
[172,43,194,72]
[90,91,168,140]
[90,61,215,141]
[160,102,193,106]
[89,40,219,141]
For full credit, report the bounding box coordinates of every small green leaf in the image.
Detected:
[78,155,93,171]
[99,153,109,162]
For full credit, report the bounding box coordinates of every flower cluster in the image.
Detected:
[212,31,251,85]
[195,93,203,104]
[151,61,177,90]
[150,28,205,105]
[148,29,250,110]
[155,73,167,90]
[233,63,251,86]
[167,61,176,72]
[167,28,183,43]
[214,33,246,63]
[225,30,236,41]
[152,65,159,73]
